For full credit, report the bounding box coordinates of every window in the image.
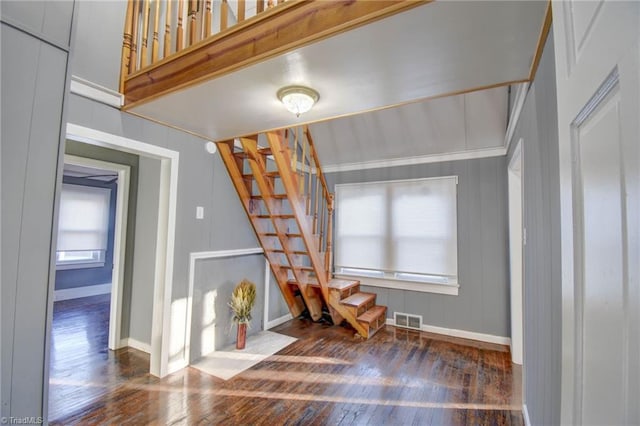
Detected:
[56,183,111,269]
[335,176,458,291]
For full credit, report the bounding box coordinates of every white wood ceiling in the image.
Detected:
[129,1,547,165]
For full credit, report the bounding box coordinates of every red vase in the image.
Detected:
[236,323,247,350]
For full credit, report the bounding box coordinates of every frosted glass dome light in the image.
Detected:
[277,86,319,117]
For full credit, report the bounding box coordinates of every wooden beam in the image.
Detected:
[528,0,552,82]
[123,0,430,106]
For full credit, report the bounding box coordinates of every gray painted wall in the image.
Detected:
[190,254,266,362]
[1,1,74,418]
[70,0,125,90]
[507,32,561,425]
[268,271,291,322]
[2,0,274,417]
[326,156,510,337]
[129,157,161,345]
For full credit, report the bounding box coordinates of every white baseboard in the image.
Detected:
[168,359,189,375]
[523,403,531,426]
[386,318,511,346]
[54,283,111,301]
[121,337,151,354]
[265,314,293,330]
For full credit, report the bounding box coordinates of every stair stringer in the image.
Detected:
[265,130,331,304]
[216,140,304,317]
[239,136,324,320]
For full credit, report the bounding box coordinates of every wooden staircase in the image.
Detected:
[217,126,386,338]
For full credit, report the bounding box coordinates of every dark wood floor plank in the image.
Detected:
[48,296,523,425]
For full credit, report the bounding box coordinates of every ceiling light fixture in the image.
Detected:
[277,85,319,117]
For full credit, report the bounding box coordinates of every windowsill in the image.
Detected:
[56,261,105,271]
[334,274,459,295]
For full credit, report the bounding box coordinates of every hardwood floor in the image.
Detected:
[49,297,522,425]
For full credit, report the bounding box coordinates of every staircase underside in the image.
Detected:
[217,128,386,338]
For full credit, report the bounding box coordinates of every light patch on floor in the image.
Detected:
[191,331,297,380]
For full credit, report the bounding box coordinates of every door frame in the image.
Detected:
[64,123,180,378]
[508,138,524,366]
[62,154,130,351]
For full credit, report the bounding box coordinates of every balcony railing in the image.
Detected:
[119,0,283,91]
[119,0,427,107]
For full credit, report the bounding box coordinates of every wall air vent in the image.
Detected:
[393,312,422,331]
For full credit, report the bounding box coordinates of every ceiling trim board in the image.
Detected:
[124,110,215,141]
[504,82,530,152]
[323,147,508,174]
[528,0,553,81]
[70,75,124,108]
[122,0,431,107]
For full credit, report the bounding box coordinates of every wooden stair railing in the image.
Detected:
[217,126,386,338]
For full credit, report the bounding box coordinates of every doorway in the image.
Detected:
[60,123,180,377]
[58,155,130,350]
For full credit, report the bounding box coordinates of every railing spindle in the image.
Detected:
[188,0,197,45]
[120,0,135,92]
[130,0,141,72]
[140,0,150,68]
[299,128,306,195]
[313,176,320,233]
[291,129,298,173]
[176,0,185,50]
[325,195,334,277]
[319,196,325,250]
[152,0,161,62]
[256,0,264,14]
[238,0,246,22]
[220,0,228,31]
[204,0,212,37]
[164,0,172,57]
[306,162,312,216]
[267,0,274,9]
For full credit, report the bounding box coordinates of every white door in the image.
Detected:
[553,2,639,425]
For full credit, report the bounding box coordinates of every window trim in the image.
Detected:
[334,175,459,295]
[334,274,459,296]
[56,249,107,270]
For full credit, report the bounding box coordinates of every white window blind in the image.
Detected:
[57,183,111,254]
[335,176,458,284]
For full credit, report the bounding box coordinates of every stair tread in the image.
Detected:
[328,279,360,291]
[287,279,316,287]
[265,171,279,178]
[261,232,302,238]
[258,147,272,155]
[341,292,376,307]
[269,249,308,255]
[233,152,249,159]
[254,214,295,219]
[250,194,288,200]
[277,264,314,271]
[357,305,387,324]
[242,174,253,180]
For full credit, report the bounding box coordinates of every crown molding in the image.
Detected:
[323,146,507,173]
[70,75,124,108]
